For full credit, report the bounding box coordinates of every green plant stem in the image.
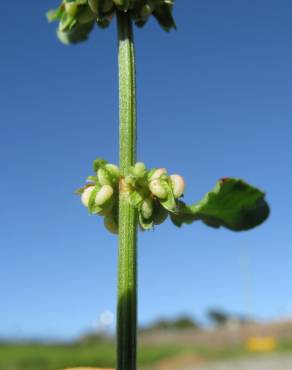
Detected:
[117,11,137,370]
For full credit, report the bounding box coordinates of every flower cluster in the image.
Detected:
[47,0,176,44]
[77,158,185,234]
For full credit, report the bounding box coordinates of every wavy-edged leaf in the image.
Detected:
[170,178,269,231]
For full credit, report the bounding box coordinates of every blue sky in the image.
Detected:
[0,0,292,339]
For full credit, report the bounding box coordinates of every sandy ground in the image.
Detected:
[188,353,292,370]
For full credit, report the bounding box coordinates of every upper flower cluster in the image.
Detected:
[47,0,176,44]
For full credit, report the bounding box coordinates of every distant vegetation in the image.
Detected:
[207,309,253,327]
[140,315,199,332]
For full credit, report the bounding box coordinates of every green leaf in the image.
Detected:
[170,178,270,231]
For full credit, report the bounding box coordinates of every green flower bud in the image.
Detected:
[104,215,118,234]
[97,168,112,185]
[65,2,78,16]
[105,163,120,179]
[149,168,167,181]
[149,179,167,199]
[132,162,146,177]
[95,185,114,206]
[81,185,95,207]
[170,174,185,198]
[141,198,153,219]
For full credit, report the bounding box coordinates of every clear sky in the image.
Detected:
[0,0,292,340]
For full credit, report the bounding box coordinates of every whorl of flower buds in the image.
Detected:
[76,158,185,234]
[47,0,176,45]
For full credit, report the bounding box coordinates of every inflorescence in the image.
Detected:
[47,0,176,44]
[76,158,185,234]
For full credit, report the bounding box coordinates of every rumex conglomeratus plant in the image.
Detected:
[47,2,270,370]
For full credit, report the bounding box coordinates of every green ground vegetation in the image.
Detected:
[1,337,292,370]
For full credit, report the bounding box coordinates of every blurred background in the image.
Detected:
[0,0,292,369]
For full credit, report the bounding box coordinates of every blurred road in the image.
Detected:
[189,354,292,370]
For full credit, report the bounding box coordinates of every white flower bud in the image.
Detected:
[170,174,185,198]
[81,186,95,207]
[95,185,114,206]
[141,198,153,219]
[149,179,167,199]
[105,163,120,179]
[149,168,167,181]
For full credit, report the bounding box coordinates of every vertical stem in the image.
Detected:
[117,11,137,370]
